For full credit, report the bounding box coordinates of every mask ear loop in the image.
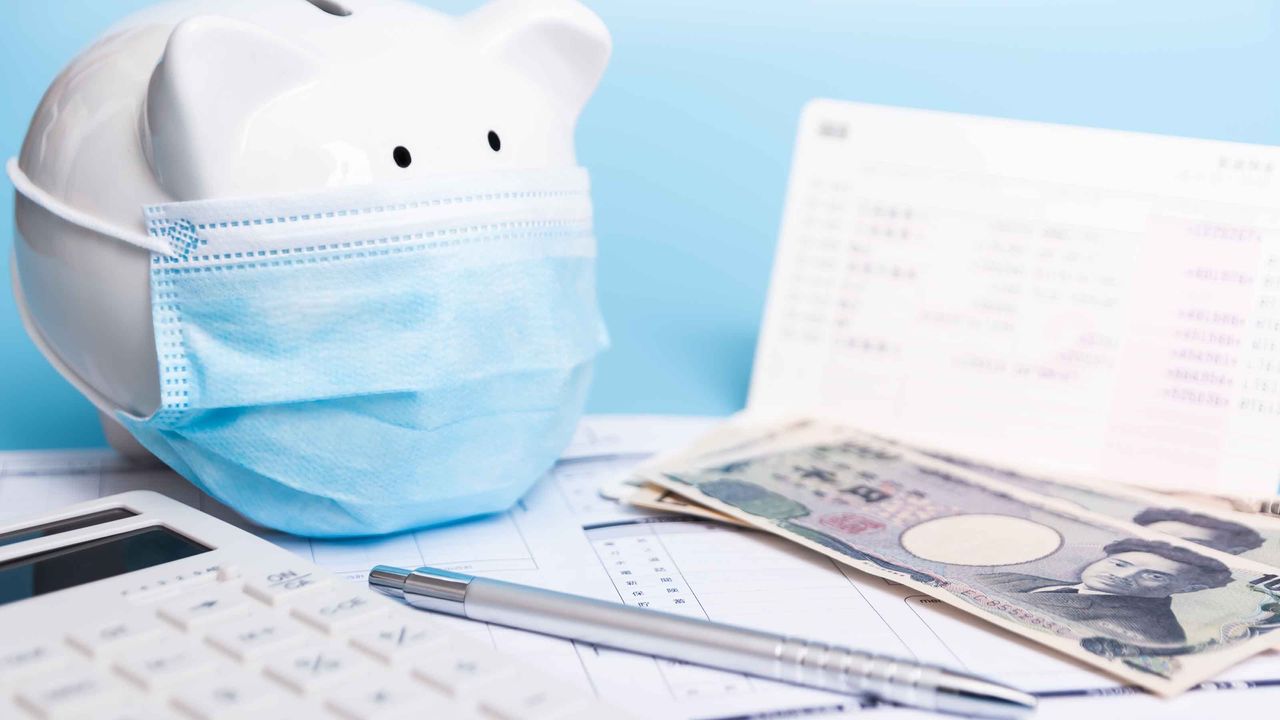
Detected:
[6,157,173,256]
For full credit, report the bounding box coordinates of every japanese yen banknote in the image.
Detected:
[637,420,1280,695]
[913,448,1280,569]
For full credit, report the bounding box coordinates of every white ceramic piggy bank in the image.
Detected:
[10,0,611,535]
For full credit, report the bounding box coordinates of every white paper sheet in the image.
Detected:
[750,100,1280,497]
[3,415,1279,718]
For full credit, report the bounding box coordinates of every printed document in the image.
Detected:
[751,100,1280,496]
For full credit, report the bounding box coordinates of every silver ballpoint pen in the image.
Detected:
[369,565,1037,718]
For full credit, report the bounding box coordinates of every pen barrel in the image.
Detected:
[462,577,949,712]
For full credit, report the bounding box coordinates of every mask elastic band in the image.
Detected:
[6,157,171,255]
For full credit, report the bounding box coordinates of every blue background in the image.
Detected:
[1,0,1277,449]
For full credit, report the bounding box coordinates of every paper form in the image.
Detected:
[750,100,1280,497]
[3,415,1280,718]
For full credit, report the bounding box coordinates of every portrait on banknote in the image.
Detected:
[647,431,1280,693]
[983,537,1231,645]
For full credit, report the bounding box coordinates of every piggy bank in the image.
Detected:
[11,0,610,535]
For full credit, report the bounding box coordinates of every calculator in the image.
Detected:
[0,491,620,720]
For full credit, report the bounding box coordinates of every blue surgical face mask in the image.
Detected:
[9,160,607,537]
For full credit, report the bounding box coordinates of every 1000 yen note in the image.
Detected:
[643,429,1280,696]
[630,417,1280,551]
[913,448,1280,568]
[622,417,842,527]
[1158,490,1280,519]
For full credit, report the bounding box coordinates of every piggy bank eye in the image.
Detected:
[487,131,501,152]
[392,146,412,168]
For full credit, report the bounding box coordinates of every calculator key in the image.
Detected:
[67,613,170,658]
[553,701,638,720]
[16,666,129,719]
[388,710,484,720]
[115,643,222,690]
[409,643,518,698]
[324,676,449,719]
[123,569,220,605]
[101,704,185,720]
[478,676,590,720]
[248,701,335,720]
[243,568,330,607]
[205,614,307,663]
[0,640,72,686]
[348,618,448,664]
[171,672,286,719]
[262,642,370,694]
[289,591,387,635]
[157,586,254,631]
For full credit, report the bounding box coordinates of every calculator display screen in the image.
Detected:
[0,507,137,549]
[0,526,211,606]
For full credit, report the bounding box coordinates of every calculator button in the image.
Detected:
[157,586,254,631]
[115,644,222,690]
[171,672,286,719]
[289,591,387,635]
[478,676,590,720]
[205,614,307,664]
[409,643,518,698]
[92,705,174,720]
[262,642,370,694]
[348,618,448,664]
[553,701,637,720]
[0,640,72,686]
[244,568,330,607]
[248,701,335,720]
[324,676,448,719]
[16,666,129,719]
[124,570,219,605]
[67,613,170,658]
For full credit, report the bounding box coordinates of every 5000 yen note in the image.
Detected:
[643,429,1280,696]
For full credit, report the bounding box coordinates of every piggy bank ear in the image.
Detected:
[466,0,611,118]
[145,16,320,198]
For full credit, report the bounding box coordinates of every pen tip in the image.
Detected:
[932,671,1037,719]
[368,564,411,599]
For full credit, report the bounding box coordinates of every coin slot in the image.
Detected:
[302,0,352,17]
